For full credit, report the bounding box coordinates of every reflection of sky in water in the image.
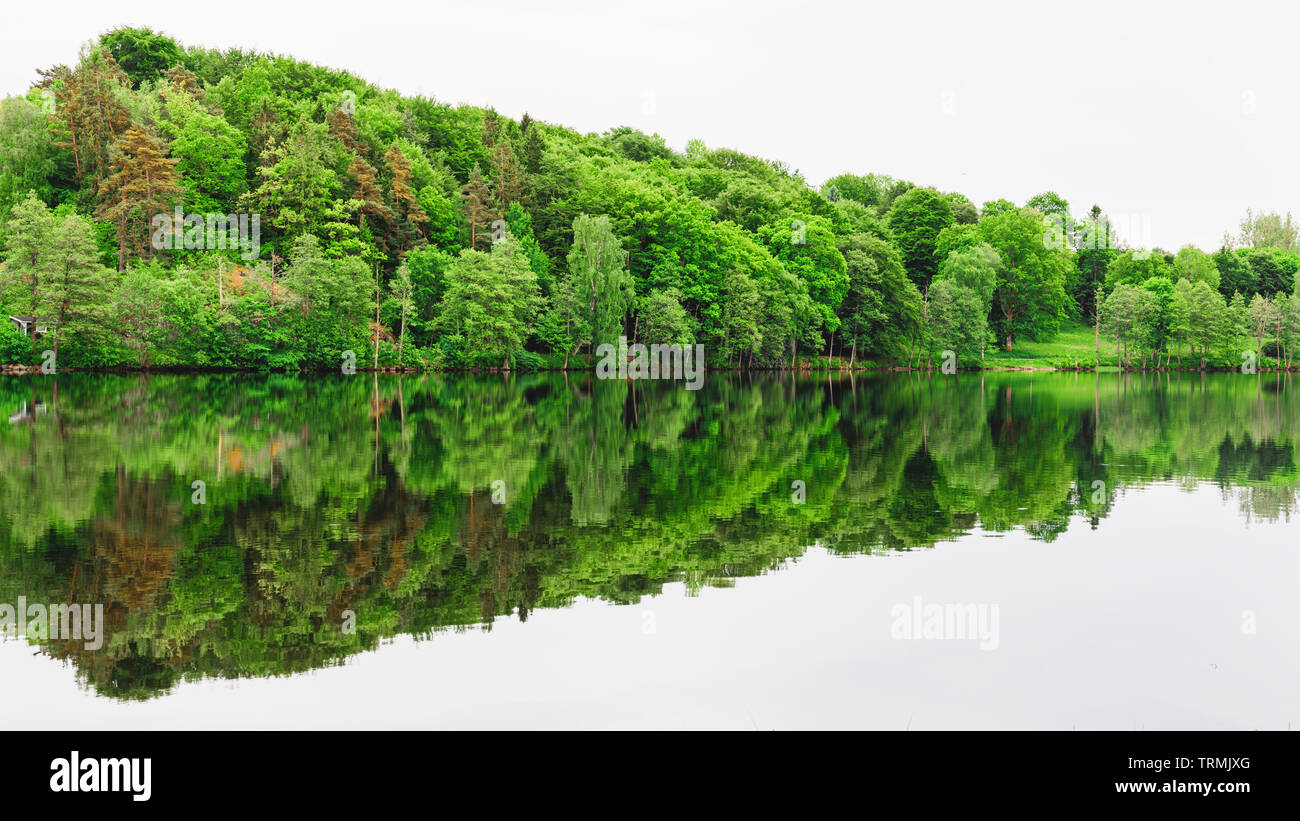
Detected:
[3,481,1296,730]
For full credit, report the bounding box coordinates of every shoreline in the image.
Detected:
[1,364,1292,376]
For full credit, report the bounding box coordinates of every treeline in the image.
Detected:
[1,27,1298,371]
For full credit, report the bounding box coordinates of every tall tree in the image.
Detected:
[1172,245,1219,291]
[327,107,367,156]
[926,279,986,361]
[1232,209,1298,252]
[836,232,923,365]
[385,144,427,252]
[760,214,849,357]
[99,27,183,88]
[562,213,634,366]
[936,243,1000,359]
[43,48,132,186]
[978,207,1070,351]
[169,109,246,212]
[348,154,390,235]
[35,213,112,361]
[480,109,501,148]
[520,115,545,174]
[1026,191,1070,219]
[243,115,338,237]
[0,98,58,218]
[1,192,57,307]
[436,237,541,368]
[491,140,524,213]
[389,262,414,368]
[96,124,183,271]
[886,187,955,289]
[460,164,496,250]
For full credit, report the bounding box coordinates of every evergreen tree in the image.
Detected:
[43,48,131,186]
[480,108,501,148]
[491,140,524,212]
[327,107,367,156]
[96,124,182,270]
[244,116,338,237]
[519,113,545,174]
[385,144,427,252]
[36,213,112,360]
[164,64,202,96]
[460,164,496,250]
[348,154,390,236]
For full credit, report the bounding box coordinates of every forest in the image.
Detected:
[2,26,1300,372]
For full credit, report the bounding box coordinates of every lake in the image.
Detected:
[1,370,1297,729]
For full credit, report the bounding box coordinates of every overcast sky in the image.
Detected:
[3,0,1296,251]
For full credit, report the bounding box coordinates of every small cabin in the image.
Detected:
[8,316,52,337]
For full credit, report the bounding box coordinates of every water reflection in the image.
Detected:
[0,370,1295,699]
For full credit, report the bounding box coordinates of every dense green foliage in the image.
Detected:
[2,27,1298,371]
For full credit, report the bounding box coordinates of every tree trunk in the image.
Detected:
[373,264,380,371]
[1004,332,1013,353]
[563,340,583,371]
[398,299,406,368]
[1094,302,1100,369]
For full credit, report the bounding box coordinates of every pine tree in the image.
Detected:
[164,65,202,96]
[461,164,496,250]
[481,109,501,148]
[348,154,391,244]
[243,115,338,237]
[248,98,282,170]
[328,107,367,156]
[36,214,111,360]
[521,125,545,175]
[96,124,182,271]
[491,140,524,213]
[43,48,131,186]
[385,143,428,254]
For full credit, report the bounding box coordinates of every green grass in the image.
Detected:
[980,320,1115,369]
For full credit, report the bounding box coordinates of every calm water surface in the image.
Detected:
[0,371,1297,729]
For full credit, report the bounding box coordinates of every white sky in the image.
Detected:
[3,0,1297,251]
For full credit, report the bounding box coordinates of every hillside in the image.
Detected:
[0,26,1297,372]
